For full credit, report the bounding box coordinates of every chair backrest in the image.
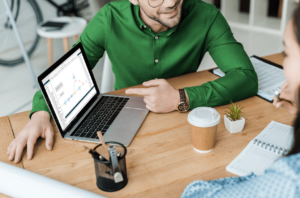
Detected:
[100,52,115,93]
[89,0,119,16]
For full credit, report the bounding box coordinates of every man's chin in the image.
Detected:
[167,23,179,29]
[162,20,180,29]
[160,13,181,28]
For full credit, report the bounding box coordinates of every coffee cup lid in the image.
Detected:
[188,107,220,127]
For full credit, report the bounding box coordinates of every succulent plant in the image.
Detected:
[225,101,244,121]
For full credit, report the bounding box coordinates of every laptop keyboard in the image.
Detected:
[70,96,129,139]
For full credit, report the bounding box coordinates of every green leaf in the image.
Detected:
[225,101,244,121]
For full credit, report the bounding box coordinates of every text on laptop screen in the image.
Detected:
[42,49,96,130]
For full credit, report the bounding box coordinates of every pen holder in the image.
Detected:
[92,142,128,192]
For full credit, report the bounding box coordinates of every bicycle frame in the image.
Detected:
[46,0,89,17]
[0,0,89,67]
[1,0,38,87]
[4,0,20,28]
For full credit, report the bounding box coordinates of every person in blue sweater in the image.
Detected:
[181,4,300,198]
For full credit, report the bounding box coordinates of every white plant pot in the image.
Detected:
[224,115,245,134]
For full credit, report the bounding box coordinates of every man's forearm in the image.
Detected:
[184,68,258,109]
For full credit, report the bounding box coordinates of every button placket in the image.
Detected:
[153,33,161,78]
[154,36,159,65]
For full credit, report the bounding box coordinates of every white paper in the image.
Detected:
[226,121,294,176]
[0,161,106,198]
[212,57,286,101]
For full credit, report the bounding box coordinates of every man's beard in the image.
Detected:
[140,0,183,29]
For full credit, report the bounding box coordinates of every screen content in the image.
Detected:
[42,49,96,130]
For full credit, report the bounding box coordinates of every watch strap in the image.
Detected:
[179,89,186,102]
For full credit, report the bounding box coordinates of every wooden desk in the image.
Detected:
[0,53,295,198]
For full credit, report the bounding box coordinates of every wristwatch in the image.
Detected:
[177,89,190,113]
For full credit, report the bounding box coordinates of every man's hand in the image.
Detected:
[273,81,298,114]
[125,79,180,113]
[7,111,54,163]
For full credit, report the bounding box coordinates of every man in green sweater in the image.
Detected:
[7,0,258,163]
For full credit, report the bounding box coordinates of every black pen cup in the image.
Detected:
[92,141,128,192]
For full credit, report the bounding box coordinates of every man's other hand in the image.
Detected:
[125,79,180,113]
[7,111,54,163]
[273,81,298,115]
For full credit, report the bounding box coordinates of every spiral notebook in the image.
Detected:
[226,121,294,176]
[210,56,286,103]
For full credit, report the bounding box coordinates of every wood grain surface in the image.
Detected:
[0,193,10,198]
[0,116,23,198]
[2,53,294,198]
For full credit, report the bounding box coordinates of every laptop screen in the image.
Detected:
[41,48,96,130]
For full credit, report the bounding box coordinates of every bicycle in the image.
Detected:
[0,0,90,67]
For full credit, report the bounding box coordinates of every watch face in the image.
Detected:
[178,102,189,112]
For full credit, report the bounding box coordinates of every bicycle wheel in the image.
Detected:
[0,0,43,67]
[55,0,92,21]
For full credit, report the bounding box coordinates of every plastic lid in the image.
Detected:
[188,107,220,127]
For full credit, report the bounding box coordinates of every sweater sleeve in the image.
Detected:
[184,9,258,109]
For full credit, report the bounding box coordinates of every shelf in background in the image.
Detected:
[252,0,281,31]
[223,0,250,25]
[202,0,296,35]
[225,12,250,25]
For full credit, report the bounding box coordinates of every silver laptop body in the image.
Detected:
[37,42,149,146]
[64,93,149,146]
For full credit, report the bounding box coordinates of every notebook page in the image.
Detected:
[226,121,294,176]
[250,57,285,96]
[226,141,282,176]
[212,57,286,100]
[255,121,294,150]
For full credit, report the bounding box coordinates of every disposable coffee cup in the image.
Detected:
[188,107,220,153]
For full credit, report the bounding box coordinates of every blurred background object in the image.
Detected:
[203,0,294,35]
[0,0,92,67]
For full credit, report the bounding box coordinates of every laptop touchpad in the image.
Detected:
[125,96,147,109]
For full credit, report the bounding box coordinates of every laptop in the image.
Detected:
[37,42,149,146]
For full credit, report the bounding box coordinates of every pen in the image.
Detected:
[274,91,292,104]
[84,146,107,161]
[275,91,280,100]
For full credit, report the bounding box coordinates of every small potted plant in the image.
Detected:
[224,101,245,134]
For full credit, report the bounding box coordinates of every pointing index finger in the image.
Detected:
[125,88,152,96]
